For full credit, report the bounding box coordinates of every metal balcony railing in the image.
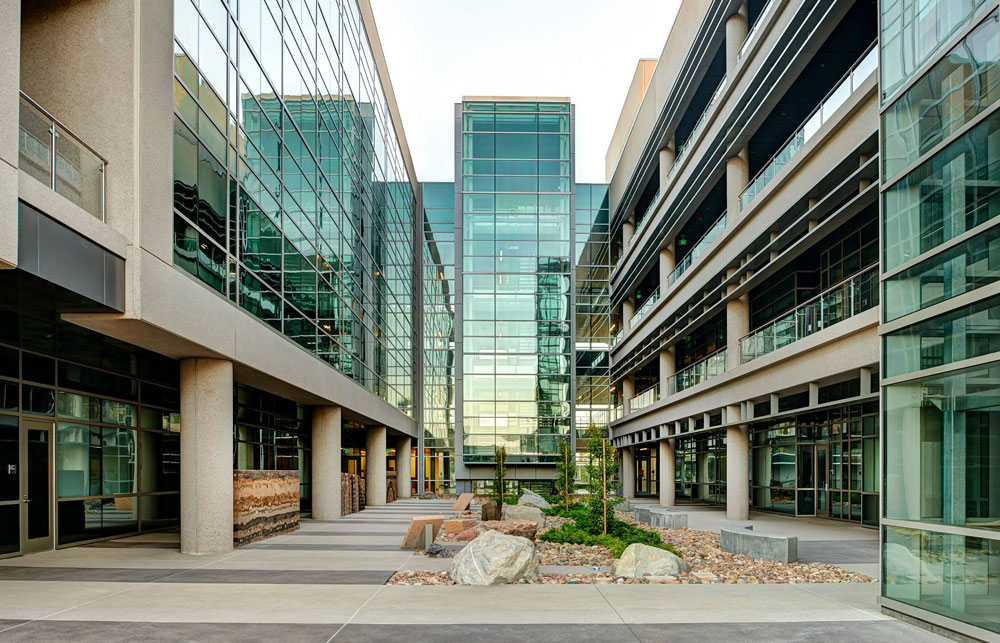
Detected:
[18,92,106,221]
[628,383,660,413]
[665,212,727,290]
[669,348,727,394]
[739,43,877,210]
[629,286,661,330]
[738,0,775,61]
[739,267,879,363]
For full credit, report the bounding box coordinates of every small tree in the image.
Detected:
[494,446,507,509]
[555,436,576,512]
[584,424,620,535]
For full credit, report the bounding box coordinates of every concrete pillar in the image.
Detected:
[770,393,779,415]
[659,438,675,507]
[725,404,749,520]
[623,374,636,413]
[622,298,635,329]
[623,219,635,247]
[859,153,871,191]
[621,446,635,499]
[860,367,873,395]
[365,426,387,506]
[312,406,342,520]
[726,271,749,370]
[769,231,779,261]
[808,382,819,407]
[658,346,675,400]
[726,146,749,218]
[659,243,675,287]
[659,144,676,188]
[396,436,412,499]
[180,358,234,555]
[725,2,749,73]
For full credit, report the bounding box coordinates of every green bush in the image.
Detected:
[539,522,680,559]
[542,503,587,520]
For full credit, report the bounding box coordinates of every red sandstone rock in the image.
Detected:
[479,519,537,540]
[454,526,478,541]
[444,518,477,535]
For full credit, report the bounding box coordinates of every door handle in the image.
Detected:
[22,495,30,504]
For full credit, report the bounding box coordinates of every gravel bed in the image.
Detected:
[537,542,615,567]
[387,571,649,585]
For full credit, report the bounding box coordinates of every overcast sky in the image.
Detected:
[369,0,681,184]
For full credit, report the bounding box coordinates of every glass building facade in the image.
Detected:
[421,182,457,493]
[457,99,575,474]
[171,0,417,416]
[880,2,1000,636]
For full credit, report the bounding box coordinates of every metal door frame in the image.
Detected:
[20,418,54,554]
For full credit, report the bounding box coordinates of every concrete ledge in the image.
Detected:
[633,506,688,529]
[720,524,798,563]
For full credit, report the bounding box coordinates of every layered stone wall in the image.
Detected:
[233,470,300,546]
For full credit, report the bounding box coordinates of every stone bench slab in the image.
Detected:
[633,507,688,530]
[721,524,798,563]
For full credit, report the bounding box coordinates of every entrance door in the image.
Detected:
[21,419,53,553]
[816,445,829,518]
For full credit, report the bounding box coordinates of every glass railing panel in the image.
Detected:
[628,384,660,412]
[667,212,727,288]
[18,93,105,221]
[738,44,877,211]
[740,267,879,363]
[629,286,661,329]
[738,0,774,61]
[670,348,727,394]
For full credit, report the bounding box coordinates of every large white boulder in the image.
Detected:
[502,504,545,530]
[518,489,552,509]
[450,529,540,585]
[614,543,688,578]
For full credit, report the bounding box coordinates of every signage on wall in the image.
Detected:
[6,464,15,475]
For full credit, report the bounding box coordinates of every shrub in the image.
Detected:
[539,522,680,559]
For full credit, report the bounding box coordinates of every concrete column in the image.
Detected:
[658,144,676,188]
[623,374,636,413]
[623,219,635,247]
[658,346,675,400]
[312,406,342,520]
[622,298,635,329]
[659,438,675,507]
[659,243,675,287]
[621,447,635,499]
[726,273,749,370]
[180,358,234,555]
[365,426,387,506]
[770,393,779,415]
[808,382,819,407]
[725,2,749,73]
[725,404,749,520]
[859,153,871,191]
[860,367,873,395]
[726,147,749,218]
[396,436,412,499]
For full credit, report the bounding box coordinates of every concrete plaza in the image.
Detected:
[0,500,943,642]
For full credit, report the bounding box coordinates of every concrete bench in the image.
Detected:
[720,524,798,563]
[633,506,689,530]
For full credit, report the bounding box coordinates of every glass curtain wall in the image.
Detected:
[675,431,726,504]
[574,184,612,450]
[172,0,416,416]
[459,100,574,467]
[0,272,181,553]
[421,182,456,493]
[881,4,1000,635]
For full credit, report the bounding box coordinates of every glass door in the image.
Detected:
[0,416,19,557]
[816,444,829,518]
[21,418,54,553]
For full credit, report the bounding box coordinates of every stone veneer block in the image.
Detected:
[451,492,475,511]
[444,518,477,535]
[233,470,300,547]
[401,515,444,550]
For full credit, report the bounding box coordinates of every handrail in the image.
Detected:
[738,0,775,61]
[629,286,661,330]
[669,348,727,395]
[739,43,877,211]
[18,92,106,221]
[739,266,879,363]
[628,383,660,412]
[665,212,727,290]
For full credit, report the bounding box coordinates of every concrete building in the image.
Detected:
[1,0,419,557]
[878,0,1000,637]
[606,0,881,526]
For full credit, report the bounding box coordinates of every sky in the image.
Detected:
[369,0,681,184]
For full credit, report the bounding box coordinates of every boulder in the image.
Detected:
[502,504,545,530]
[518,489,552,509]
[454,526,478,541]
[450,529,540,585]
[425,542,453,558]
[400,515,444,550]
[444,518,477,535]
[481,501,501,521]
[614,543,688,578]
[479,519,537,540]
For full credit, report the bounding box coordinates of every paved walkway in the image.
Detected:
[0,499,942,642]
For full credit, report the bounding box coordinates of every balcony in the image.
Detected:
[739,43,877,211]
[18,92,106,221]
[665,212,726,290]
[669,348,727,394]
[629,286,661,330]
[737,0,775,62]
[739,266,879,363]
[628,383,660,413]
